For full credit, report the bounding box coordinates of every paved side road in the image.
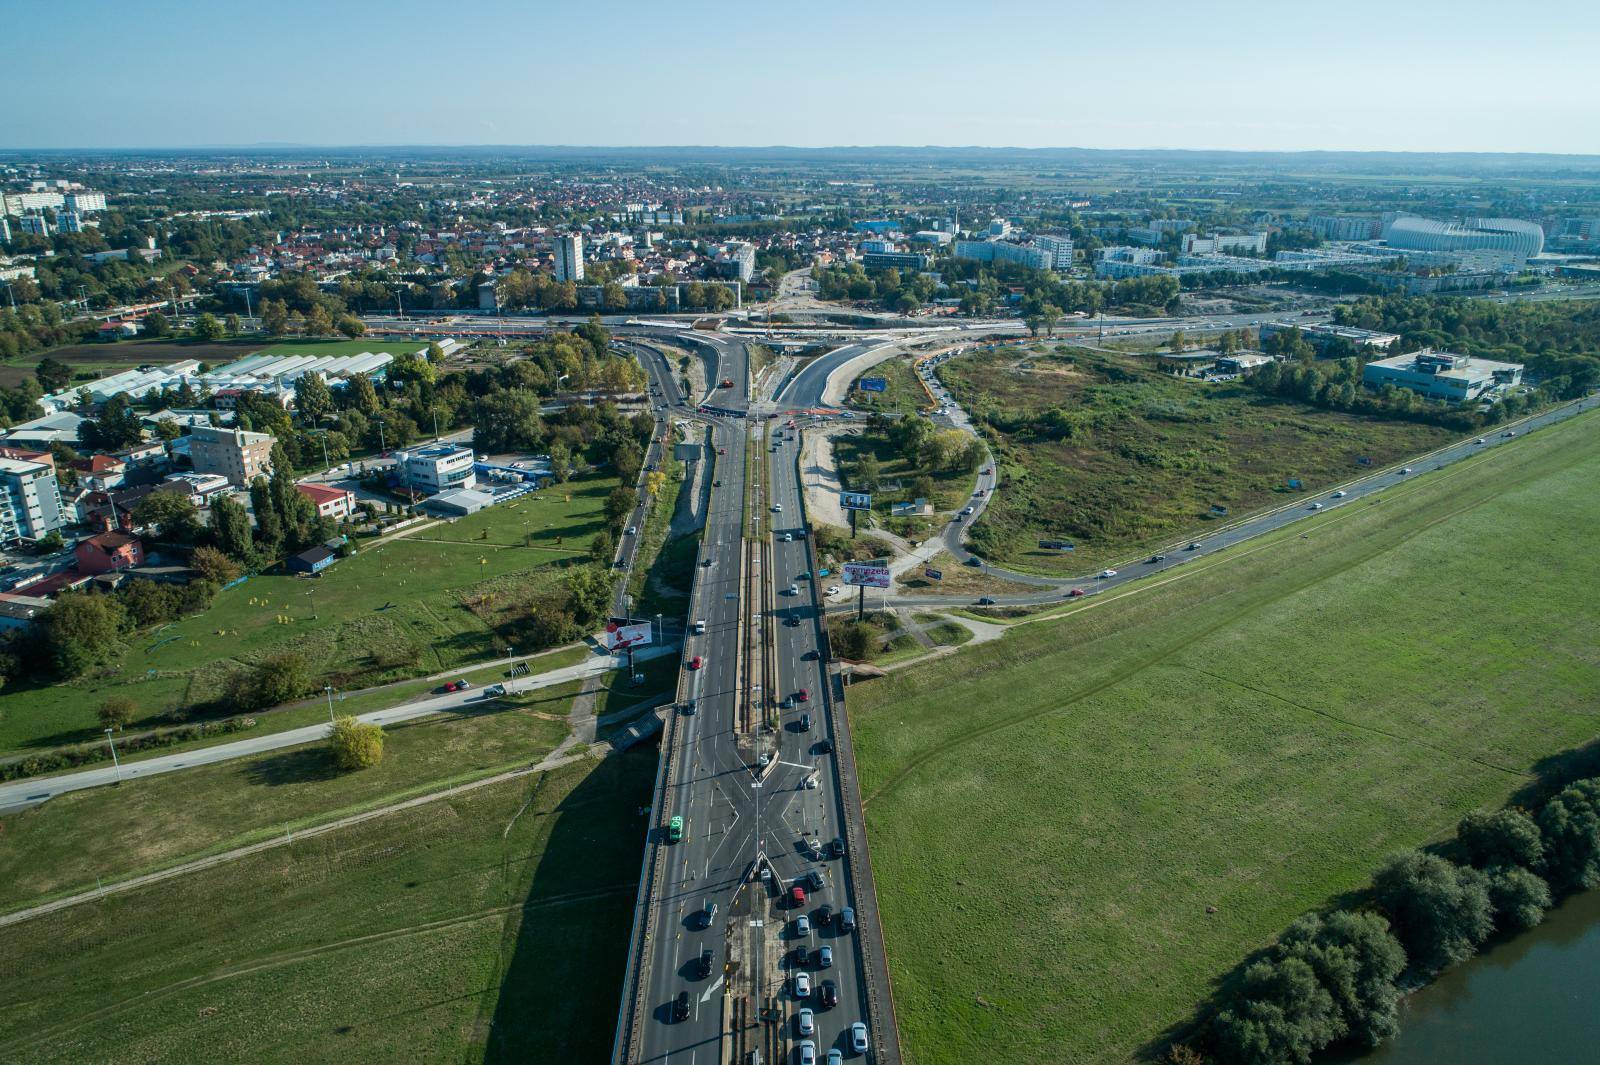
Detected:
[0,645,677,815]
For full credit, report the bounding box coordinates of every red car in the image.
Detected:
[795,688,810,703]
[1067,588,1086,598]
[791,885,807,907]
[717,448,727,455]
[688,656,704,671]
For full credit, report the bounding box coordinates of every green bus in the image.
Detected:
[668,815,684,843]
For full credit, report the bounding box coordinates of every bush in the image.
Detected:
[97,696,138,731]
[1537,778,1600,892]
[1276,910,1405,1049]
[329,715,383,769]
[1457,808,1544,871]
[1212,956,1342,1065]
[1372,851,1494,976]
[225,651,313,711]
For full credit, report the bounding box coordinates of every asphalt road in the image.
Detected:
[0,646,673,815]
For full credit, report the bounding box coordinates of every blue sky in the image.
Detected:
[4,0,1596,153]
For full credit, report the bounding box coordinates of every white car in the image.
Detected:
[782,532,793,542]
[851,1022,869,1053]
[772,503,783,512]
[1332,491,1346,498]
[1099,569,1117,578]
[625,526,637,536]
[1308,502,1323,510]
[796,915,811,935]
[826,585,842,597]
[798,1007,815,1036]
[1400,467,1414,474]
[798,1041,817,1065]
[794,972,812,998]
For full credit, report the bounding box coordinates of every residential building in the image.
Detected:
[953,239,1052,270]
[56,211,85,234]
[158,472,231,507]
[1034,233,1075,271]
[1,190,65,215]
[0,456,67,543]
[394,443,476,494]
[64,191,107,214]
[296,482,357,521]
[1362,349,1523,404]
[188,424,275,486]
[1308,215,1381,241]
[0,216,11,242]
[18,213,51,237]
[75,531,145,575]
[715,241,756,281]
[859,238,896,255]
[1181,232,1268,256]
[554,233,585,282]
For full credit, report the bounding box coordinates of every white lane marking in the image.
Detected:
[700,974,725,1003]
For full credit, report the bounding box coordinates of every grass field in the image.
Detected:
[848,353,928,415]
[0,474,615,757]
[0,752,653,1063]
[849,409,1600,1064]
[940,344,1458,572]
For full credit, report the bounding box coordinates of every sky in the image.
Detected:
[4,0,1598,154]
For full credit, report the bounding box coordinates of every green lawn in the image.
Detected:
[0,752,653,1063]
[0,474,615,757]
[941,344,1458,572]
[848,352,928,415]
[850,409,1600,1065]
[0,692,575,913]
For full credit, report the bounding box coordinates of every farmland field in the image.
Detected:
[849,408,1600,1064]
[940,344,1458,572]
[0,752,652,1063]
[0,472,616,757]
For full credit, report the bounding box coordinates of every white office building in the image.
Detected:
[394,443,476,494]
[1363,349,1523,404]
[555,234,585,282]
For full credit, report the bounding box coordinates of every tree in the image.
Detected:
[262,299,289,336]
[329,715,384,769]
[190,545,242,585]
[589,529,616,564]
[337,314,366,338]
[1372,850,1494,975]
[1457,808,1544,871]
[305,305,334,336]
[1212,955,1343,1065]
[344,372,380,415]
[79,394,145,451]
[35,357,72,392]
[193,313,225,341]
[208,491,255,561]
[131,489,202,544]
[602,282,628,311]
[470,390,545,453]
[98,695,137,731]
[294,370,334,425]
[143,311,170,338]
[224,313,242,336]
[1538,778,1600,892]
[39,590,127,677]
[829,620,873,660]
[1486,864,1552,930]
[227,651,312,711]
[605,485,638,530]
[1275,910,1406,1049]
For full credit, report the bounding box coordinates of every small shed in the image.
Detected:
[288,545,337,575]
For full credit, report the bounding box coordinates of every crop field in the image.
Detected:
[939,344,1457,572]
[0,473,615,757]
[0,752,653,1063]
[849,409,1600,1064]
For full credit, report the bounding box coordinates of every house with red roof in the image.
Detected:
[75,531,145,575]
[296,482,356,522]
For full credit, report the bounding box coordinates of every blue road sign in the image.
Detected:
[859,377,888,393]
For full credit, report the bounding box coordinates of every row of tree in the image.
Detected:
[1199,778,1600,1064]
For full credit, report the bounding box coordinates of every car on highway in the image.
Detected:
[483,683,506,697]
[667,816,684,843]
[827,1049,843,1065]
[625,525,637,536]
[1401,467,1414,474]
[718,447,727,455]
[798,1041,817,1065]
[816,903,833,926]
[796,688,810,702]
[1067,588,1085,598]
[1148,554,1166,563]
[788,583,799,596]
[1503,430,1516,437]
[804,775,818,789]
[819,980,838,1009]
[976,597,996,606]
[797,1008,816,1036]
[1187,542,1202,551]
[851,1021,869,1053]
[673,990,690,1022]
[791,884,807,907]
[694,619,706,634]
[838,906,856,932]
[782,532,793,542]
[1333,490,1347,498]
[817,945,833,968]
[1099,569,1117,578]
[772,503,783,513]
[1308,502,1323,510]
[697,947,715,979]
[795,915,811,935]
[688,656,703,670]
[793,971,811,998]
[804,649,820,660]
[1475,438,1486,444]
[815,737,833,754]
[701,900,718,928]
[829,837,845,858]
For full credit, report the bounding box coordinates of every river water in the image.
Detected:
[1354,889,1600,1063]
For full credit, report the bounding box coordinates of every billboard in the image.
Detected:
[842,562,891,589]
[1038,539,1075,552]
[839,491,872,512]
[859,377,888,393]
[601,617,653,651]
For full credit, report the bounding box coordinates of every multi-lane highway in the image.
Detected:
[616,335,897,1065]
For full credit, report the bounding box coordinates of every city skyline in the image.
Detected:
[3,0,1597,154]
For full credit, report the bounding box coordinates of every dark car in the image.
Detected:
[803,649,820,660]
[814,738,833,754]
[673,990,691,1022]
[697,947,715,979]
[838,906,856,932]
[789,945,809,967]
[816,904,833,926]
[798,712,812,732]
[829,837,845,859]
[819,980,838,1009]
[975,597,995,606]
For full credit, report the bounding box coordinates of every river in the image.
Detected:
[1354,889,1600,1063]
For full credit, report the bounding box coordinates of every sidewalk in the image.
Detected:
[0,644,678,815]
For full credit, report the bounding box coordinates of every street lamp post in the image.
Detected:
[655,612,663,646]
[104,728,122,784]
[325,685,336,724]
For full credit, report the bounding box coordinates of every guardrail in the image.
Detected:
[610,421,718,1065]
[793,430,905,1065]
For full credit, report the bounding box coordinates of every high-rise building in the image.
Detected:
[187,425,275,486]
[18,213,51,236]
[554,234,585,282]
[64,191,107,214]
[715,241,756,281]
[0,216,10,243]
[56,212,84,234]
[1034,233,1076,271]
[0,456,67,544]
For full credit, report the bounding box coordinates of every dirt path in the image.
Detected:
[801,428,849,529]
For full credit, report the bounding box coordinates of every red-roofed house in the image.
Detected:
[75,531,145,575]
[296,482,356,521]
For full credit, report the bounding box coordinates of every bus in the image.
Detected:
[668,815,684,844]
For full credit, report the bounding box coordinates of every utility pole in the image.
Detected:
[325,685,336,724]
[104,728,122,783]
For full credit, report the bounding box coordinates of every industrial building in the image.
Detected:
[1259,322,1401,353]
[1362,349,1523,404]
[393,443,476,495]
